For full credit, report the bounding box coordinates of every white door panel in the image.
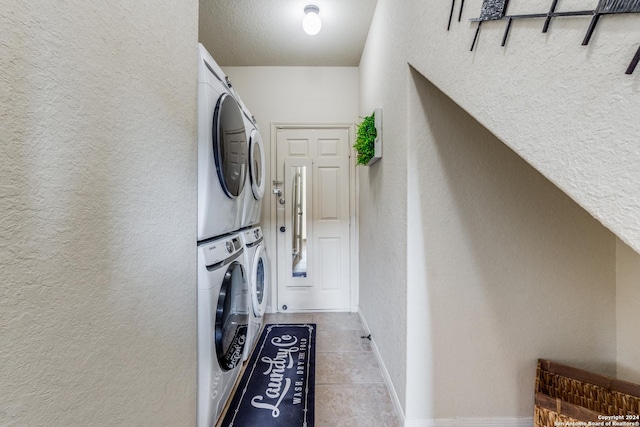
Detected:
[275,127,351,311]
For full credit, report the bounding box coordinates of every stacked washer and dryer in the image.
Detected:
[196,43,270,427]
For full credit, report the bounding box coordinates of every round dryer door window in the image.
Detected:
[255,258,264,304]
[249,129,265,200]
[215,261,249,371]
[251,245,269,317]
[213,93,248,198]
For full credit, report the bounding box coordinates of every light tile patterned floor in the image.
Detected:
[263,312,402,427]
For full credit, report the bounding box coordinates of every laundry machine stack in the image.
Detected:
[196,43,269,427]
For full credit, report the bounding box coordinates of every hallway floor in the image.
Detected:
[262,312,402,427]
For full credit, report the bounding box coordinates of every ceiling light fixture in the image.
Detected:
[302,5,321,36]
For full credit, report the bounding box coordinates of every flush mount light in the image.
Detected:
[302,5,321,35]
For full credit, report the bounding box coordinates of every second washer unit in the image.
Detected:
[240,225,270,361]
[197,233,249,427]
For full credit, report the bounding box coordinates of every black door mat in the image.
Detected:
[220,323,316,427]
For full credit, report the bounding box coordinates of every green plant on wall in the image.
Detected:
[354,112,377,165]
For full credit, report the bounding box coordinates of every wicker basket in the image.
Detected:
[535,359,640,427]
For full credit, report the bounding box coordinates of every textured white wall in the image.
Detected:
[359,0,631,422]
[357,0,409,413]
[408,68,616,419]
[1,2,198,425]
[616,238,640,384]
[222,67,359,126]
[406,0,640,254]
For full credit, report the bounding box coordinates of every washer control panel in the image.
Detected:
[202,235,242,267]
[241,227,262,246]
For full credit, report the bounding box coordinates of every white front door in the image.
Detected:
[274,126,352,311]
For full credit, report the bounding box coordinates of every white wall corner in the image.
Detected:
[358,310,406,425]
[404,417,534,427]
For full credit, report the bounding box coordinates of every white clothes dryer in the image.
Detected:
[239,112,265,229]
[197,233,249,427]
[197,43,248,241]
[239,226,269,361]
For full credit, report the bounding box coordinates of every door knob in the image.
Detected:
[280,226,286,232]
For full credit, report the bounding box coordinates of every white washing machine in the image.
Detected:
[197,233,249,427]
[239,111,265,229]
[197,43,248,241]
[239,226,269,361]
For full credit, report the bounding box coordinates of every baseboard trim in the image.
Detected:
[405,417,533,427]
[357,313,533,427]
[357,310,406,425]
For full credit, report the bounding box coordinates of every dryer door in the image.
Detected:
[251,244,269,317]
[215,261,249,371]
[248,128,265,200]
[213,93,247,198]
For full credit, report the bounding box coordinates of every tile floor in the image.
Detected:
[261,312,402,427]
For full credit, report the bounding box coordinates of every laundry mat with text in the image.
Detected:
[220,324,316,427]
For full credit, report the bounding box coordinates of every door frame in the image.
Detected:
[269,123,359,313]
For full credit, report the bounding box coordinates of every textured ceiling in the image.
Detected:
[199,0,377,66]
